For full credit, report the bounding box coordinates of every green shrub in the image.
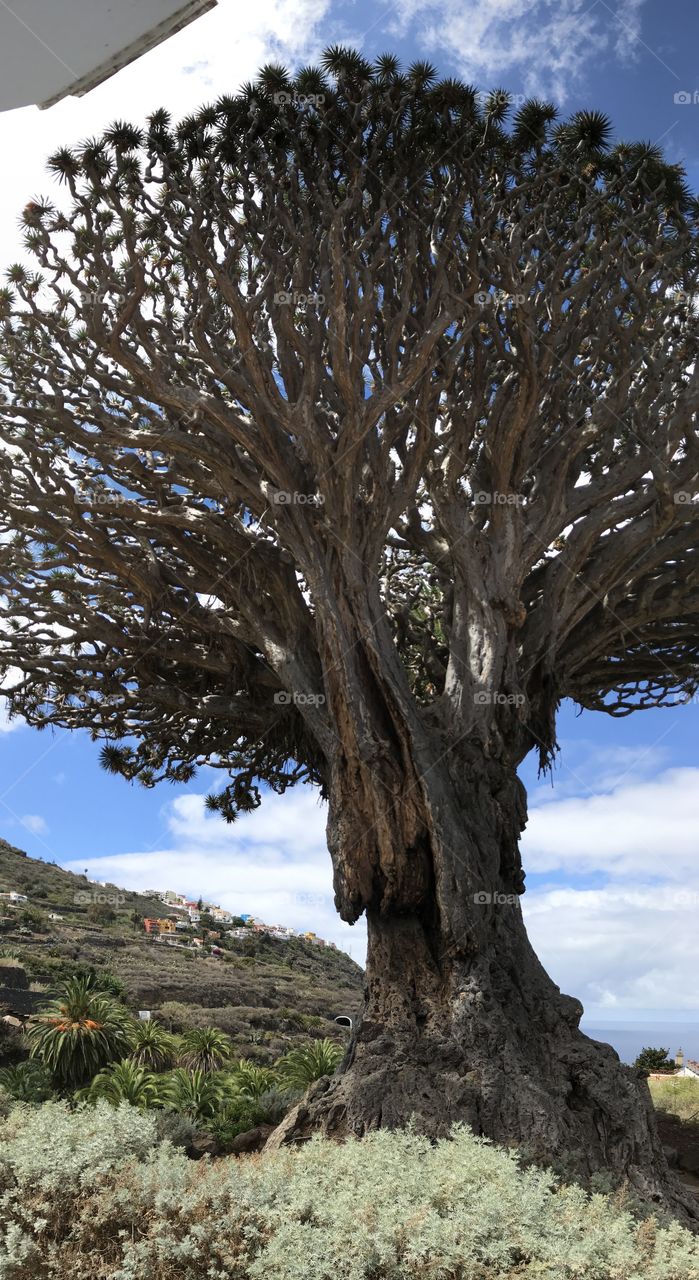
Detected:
[0,1061,54,1103]
[1,1110,699,1279]
[81,1059,160,1109]
[209,1088,291,1150]
[276,1038,343,1090]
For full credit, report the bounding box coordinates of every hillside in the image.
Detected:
[0,836,363,1060]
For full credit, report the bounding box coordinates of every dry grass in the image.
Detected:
[649,1076,699,1125]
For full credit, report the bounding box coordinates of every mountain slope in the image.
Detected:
[0,836,363,1058]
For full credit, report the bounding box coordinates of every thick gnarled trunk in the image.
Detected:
[265,566,698,1225]
[270,742,698,1226]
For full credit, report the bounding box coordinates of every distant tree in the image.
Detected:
[1,46,698,1210]
[128,1020,178,1071]
[19,906,45,930]
[73,967,126,1000]
[177,1027,232,1073]
[26,976,134,1086]
[87,903,116,925]
[635,1048,677,1076]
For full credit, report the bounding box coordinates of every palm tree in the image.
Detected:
[25,975,134,1086]
[160,1067,224,1121]
[0,1060,54,1102]
[225,1059,279,1101]
[128,1020,178,1071]
[83,1059,160,1108]
[277,1039,343,1092]
[177,1027,232,1073]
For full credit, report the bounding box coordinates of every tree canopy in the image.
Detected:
[1,46,698,827]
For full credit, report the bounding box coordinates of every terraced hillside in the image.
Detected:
[0,836,363,1061]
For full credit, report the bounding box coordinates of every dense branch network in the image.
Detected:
[1,47,698,812]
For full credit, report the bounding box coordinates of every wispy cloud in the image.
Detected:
[383,0,649,100]
[20,813,48,835]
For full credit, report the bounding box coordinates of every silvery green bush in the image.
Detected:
[1,1103,698,1279]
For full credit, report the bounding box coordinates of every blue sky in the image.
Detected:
[1,0,698,1010]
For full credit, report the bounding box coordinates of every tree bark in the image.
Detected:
[269,743,699,1228]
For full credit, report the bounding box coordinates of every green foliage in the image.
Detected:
[210,1088,290,1149]
[635,1047,676,1076]
[1,1113,699,1278]
[176,1026,232,1072]
[86,902,116,925]
[159,1067,225,1121]
[277,1037,343,1090]
[25,975,134,1086]
[224,1058,279,1101]
[81,1059,160,1108]
[0,1060,54,1102]
[18,905,45,929]
[127,1019,178,1071]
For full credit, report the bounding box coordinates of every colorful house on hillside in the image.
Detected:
[143,918,176,935]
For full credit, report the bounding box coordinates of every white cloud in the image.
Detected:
[0,700,22,734]
[64,786,367,962]
[383,0,648,100]
[0,0,333,264]
[524,884,699,1014]
[521,766,699,1015]
[522,766,699,880]
[20,813,48,834]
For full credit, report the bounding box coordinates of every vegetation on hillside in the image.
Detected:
[0,836,363,1064]
[1,974,343,1150]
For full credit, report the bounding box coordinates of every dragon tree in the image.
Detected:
[1,48,698,1218]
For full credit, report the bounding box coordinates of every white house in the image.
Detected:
[210,908,233,924]
[0,892,28,905]
[675,1050,699,1078]
[0,0,216,112]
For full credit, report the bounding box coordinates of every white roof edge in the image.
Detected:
[39,0,217,109]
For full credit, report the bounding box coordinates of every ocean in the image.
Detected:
[581,1022,699,1066]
